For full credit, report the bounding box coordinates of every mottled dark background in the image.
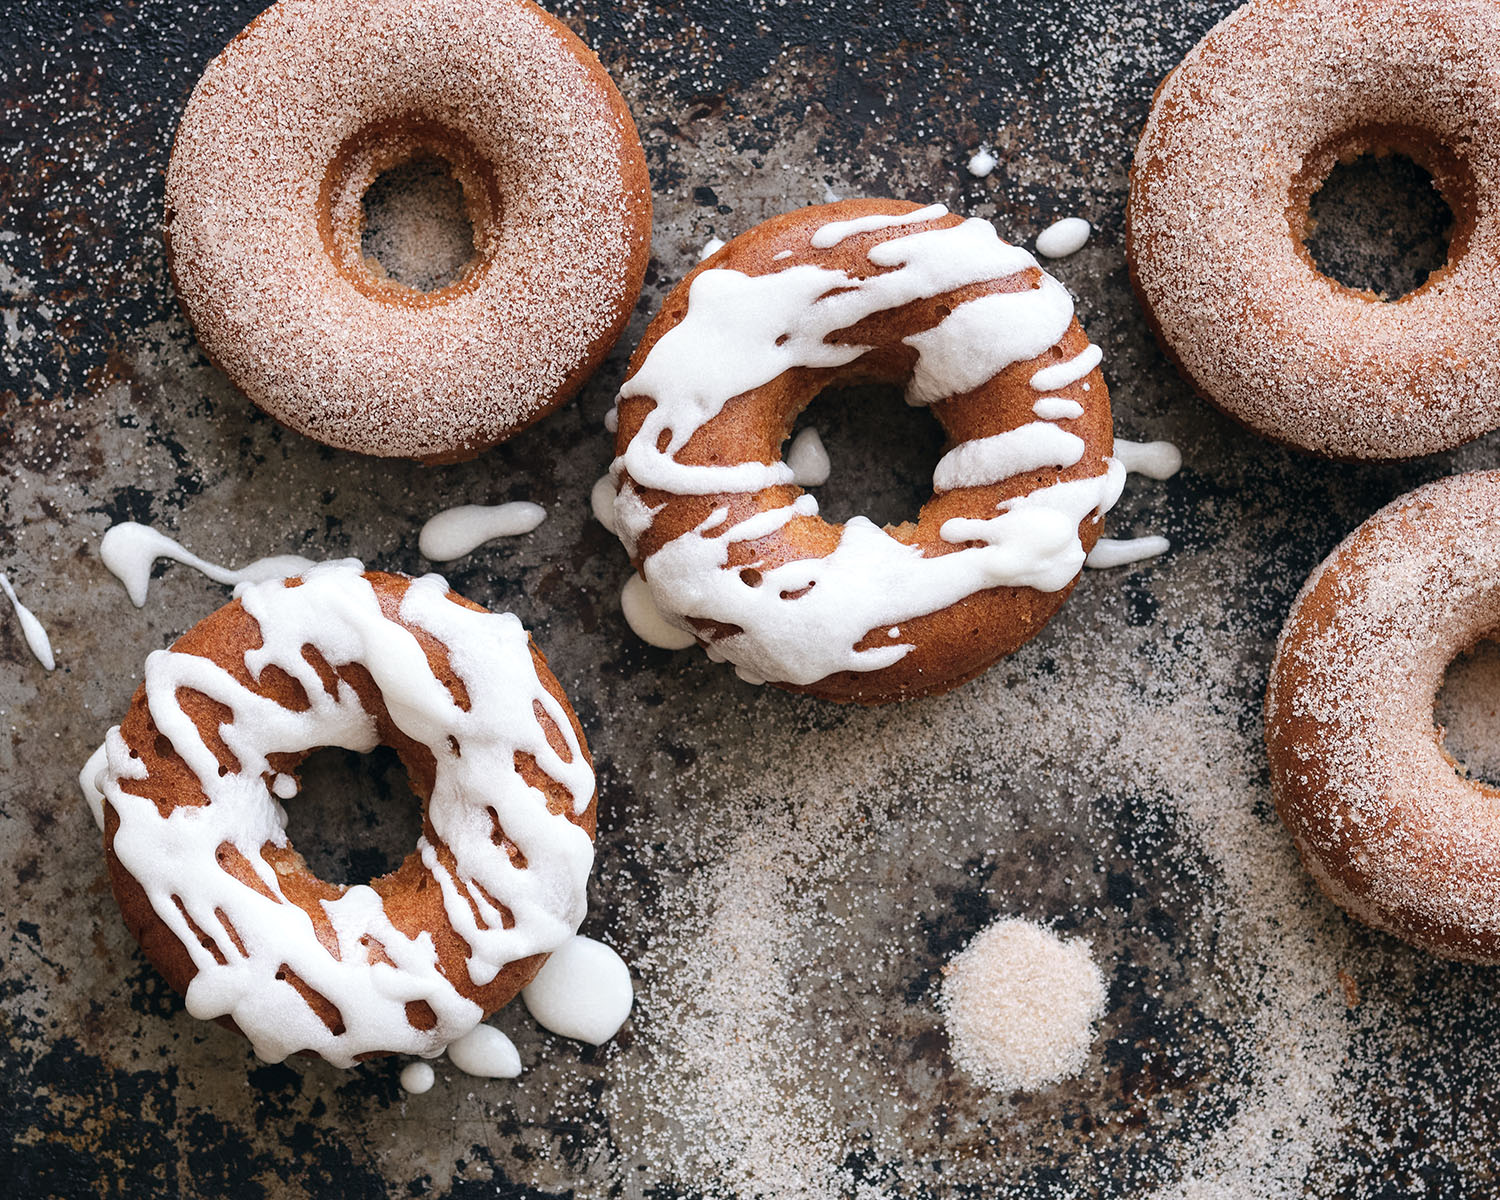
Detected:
[3,2,1498,1198]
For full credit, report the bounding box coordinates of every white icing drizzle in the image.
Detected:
[621,573,696,651]
[100,522,316,607]
[591,474,621,536]
[0,572,55,670]
[270,773,298,801]
[966,148,997,178]
[1033,396,1086,420]
[445,1023,522,1078]
[603,404,619,433]
[83,563,595,1066]
[808,202,948,249]
[1030,344,1103,393]
[80,742,109,831]
[932,422,1084,493]
[520,934,634,1045]
[1085,536,1171,569]
[785,428,831,487]
[400,1061,436,1094]
[698,236,726,261]
[1035,217,1091,258]
[612,206,1120,687]
[417,502,547,562]
[1112,438,1183,480]
[771,249,793,261]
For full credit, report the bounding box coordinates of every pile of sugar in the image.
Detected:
[939,918,1105,1092]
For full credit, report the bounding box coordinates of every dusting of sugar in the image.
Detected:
[939,918,1105,1092]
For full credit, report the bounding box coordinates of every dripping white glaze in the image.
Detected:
[400,1061,436,1094]
[1035,217,1091,258]
[611,204,1121,687]
[1112,438,1183,480]
[445,1023,522,1078]
[621,572,696,651]
[100,522,316,607]
[1030,344,1103,393]
[82,562,595,1067]
[785,428,831,487]
[698,236,726,261]
[521,934,634,1045]
[591,474,621,536]
[1033,396,1086,420]
[417,501,547,562]
[1086,536,1172,569]
[0,573,55,670]
[80,742,109,831]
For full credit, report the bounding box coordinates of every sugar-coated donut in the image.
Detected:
[165,0,652,464]
[80,564,597,1064]
[1266,471,1500,963]
[1127,0,1500,460]
[607,199,1119,704]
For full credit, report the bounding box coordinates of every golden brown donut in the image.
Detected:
[1127,0,1500,460]
[1267,471,1500,962]
[81,565,598,1063]
[605,199,1119,704]
[164,0,652,464]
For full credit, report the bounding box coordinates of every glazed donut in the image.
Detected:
[1266,470,1500,963]
[607,199,1119,704]
[79,564,597,1064]
[164,0,652,464]
[1127,0,1500,460]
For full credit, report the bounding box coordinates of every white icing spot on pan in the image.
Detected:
[785,428,831,487]
[99,522,316,607]
[966,148,997,178]
[417,502,547,562]
[445,1023,522,1078]
[521,934,634,1045]
[1113,438,1183,480]
[1034,217,1091,258]
[621,573,696,651]
[1085,536,1172,569]
[400,1061,436,1094]
[0,572,55,670]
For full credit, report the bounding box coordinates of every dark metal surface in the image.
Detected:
[4,1,1500,1197]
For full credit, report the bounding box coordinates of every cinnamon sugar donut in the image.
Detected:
[607,199,1119,704]
[79,564,597,1064]
[1127,0,1500,460]
[164,0,652,464]
[1267,471,1500,962]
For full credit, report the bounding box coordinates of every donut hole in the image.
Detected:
[788,382,945,528]
[1302,151,1454,300]
[1434,639,1500,788]
[360,156,478,293]
[279,745,424,886]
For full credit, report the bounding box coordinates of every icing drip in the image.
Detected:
[785,428,831,487]
[1112,438,1183,480]
[591,474,621,536]
[698,237,726,261]
[614,205,1122,687]
[417,502,547,562]
[84,563,595,1066]
[100,522,316,607]
[1034,217,1091,258]
[445,1024,522,1078]
[966,148,997,178]
[1085,536,1172,569]
[520,934,634,1045]
[80,743,109,831]
[400,1061,435,1094]
[0,573,55,670]
[621,573,696,651]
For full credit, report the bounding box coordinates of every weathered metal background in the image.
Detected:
[4,1,1500,1197]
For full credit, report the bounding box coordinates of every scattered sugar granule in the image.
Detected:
[939,917,1106,1092]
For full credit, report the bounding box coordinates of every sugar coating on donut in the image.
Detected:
[165,0,650,461]
[1266,471,1500,958]
[83,563,596,1065]
[939,918,1106,1092]
[1128,0,1500,459]
[611,203,1122,692]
